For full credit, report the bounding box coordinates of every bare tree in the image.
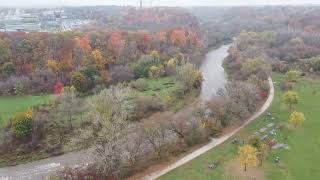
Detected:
[75,85,135,177]
[143,114,170,159]
[124,124,146,166]
[56,86,82,129]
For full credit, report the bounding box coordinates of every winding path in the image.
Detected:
[143,77,274,180]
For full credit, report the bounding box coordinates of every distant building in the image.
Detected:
[0,9,41,32]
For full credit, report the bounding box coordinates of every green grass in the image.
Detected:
[0,95,52,126]
[138,77,177,98]
[136,77,199,112]
[160,73,320,180]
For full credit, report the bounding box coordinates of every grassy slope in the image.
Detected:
[160,73,320,180]
[137,77,198,112]
[0,95,52,126]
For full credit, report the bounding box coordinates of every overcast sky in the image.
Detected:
[1,0,320,7]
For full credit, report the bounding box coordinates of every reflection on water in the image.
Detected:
[200,44,231,101]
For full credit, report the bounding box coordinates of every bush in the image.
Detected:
[184,119,208,147]
[149,65,165,79]
[132,78,148,91]
[131,55,162,78]
[11,110,33,138]
[272,61,289,73]
[171,82,185,99]
[285,70,300,82]
[132,96,164,120]
[110,65,134,83]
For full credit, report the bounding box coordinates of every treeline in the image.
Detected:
[225,30,320,78]
[192,6,320,49]
[0,28,203,95]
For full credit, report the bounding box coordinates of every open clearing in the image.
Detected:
[0,95,51,127]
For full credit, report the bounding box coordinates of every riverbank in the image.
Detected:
[134,77,274,180]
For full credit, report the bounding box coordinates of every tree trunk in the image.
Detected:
[69,110,73,130]
[244,164,247,172]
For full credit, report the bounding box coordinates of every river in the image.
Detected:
[0,44,231,180]
[200,44,231,101]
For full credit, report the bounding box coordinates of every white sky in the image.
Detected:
[0,0,320,7]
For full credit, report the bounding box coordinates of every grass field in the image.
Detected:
[0,95,52,127]
[136,77,198,112]
[139,77,178,98]
[160,73,320,180]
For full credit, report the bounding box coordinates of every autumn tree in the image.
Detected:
[241,58,270,80]
[248,136,269,166]
[11,109,33,138]
[289,111,305,128]
[171,29,187,47]
[283,91,299,112]
[92,49,108,71]
[239,144,258,172]
[108,32,123,60]
[54,82,64,95]
[0,39,12,66]
[176,63,203,92]
[70,71,88,92]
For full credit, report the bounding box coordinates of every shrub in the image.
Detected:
[132,78,148,91]
[311,56,320,71]
[280,81,294,91]
[171,82,185,99]
[2,62,16,77]
[285,70,300,82]
[131,55,162,78]
[149,65,164,79]
[11,110,33,138]
[110,65,134,83]
[184,119,208,147]
[272,61,289,73]
[132,96,164,120]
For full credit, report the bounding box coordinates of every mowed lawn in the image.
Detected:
[0,95,52,127]
[160,73,320,180]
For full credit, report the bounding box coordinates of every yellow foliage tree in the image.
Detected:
[167,58,177,66]
[289,111,305,128]
[92,49,108,71]
[47,59,59,72]
[283,91,299,112]
[239,145,258,172]
[286,70,300,82]
[149,65,164,78]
